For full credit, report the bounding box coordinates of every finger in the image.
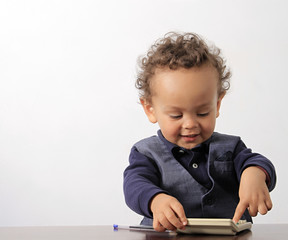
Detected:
[171,202,187,227]
[258,202,269,215]
[264,193,273,211]
[248,202,259,217]
[164,211,184,230]
[233,201,248,223]
[153,219,166,232]
[157,212,177,231]
[258,197,273,215]
[266,199,273,211]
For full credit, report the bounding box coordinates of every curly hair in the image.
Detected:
[136,32,231,101]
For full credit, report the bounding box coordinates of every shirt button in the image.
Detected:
[179,149,185,154]
[192,163,198,168]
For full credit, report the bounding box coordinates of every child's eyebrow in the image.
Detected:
[163,102,213,111]
[163,105,182,111]
[197,103,212,108]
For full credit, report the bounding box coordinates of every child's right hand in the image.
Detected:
[150,193,187,232]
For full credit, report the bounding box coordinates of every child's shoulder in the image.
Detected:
[134,135,161,148]
[133,135,167,158]
[211,132,241,142]
[210,132,242,153]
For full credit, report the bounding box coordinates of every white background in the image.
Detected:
[0,0,287,226]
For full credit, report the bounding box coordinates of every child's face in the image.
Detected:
[141,64,224,149]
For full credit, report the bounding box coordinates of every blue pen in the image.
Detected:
[113,224,155,231]
[113,224,174,233]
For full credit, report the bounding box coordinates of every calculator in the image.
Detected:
[177,218,252,235]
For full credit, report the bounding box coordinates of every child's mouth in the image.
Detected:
[181,134,199,141]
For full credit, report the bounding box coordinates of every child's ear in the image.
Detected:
[140,98,157,123]
[216,92,225,118]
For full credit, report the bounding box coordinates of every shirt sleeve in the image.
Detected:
[233,139,276,191]
[123,146,168,218]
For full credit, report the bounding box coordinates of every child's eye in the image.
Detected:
[197,112,209,117]
[170,115,182,119]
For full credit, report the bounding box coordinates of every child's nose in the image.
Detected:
[183,117,198,129]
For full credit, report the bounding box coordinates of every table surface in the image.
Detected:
[0,224,287,240]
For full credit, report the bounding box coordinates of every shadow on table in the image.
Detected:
[145,230,252,240]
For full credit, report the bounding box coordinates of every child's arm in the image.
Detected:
[232,166,273,223]
[124,147,166,218]
[150,193,187,232]
[125,146,187,231]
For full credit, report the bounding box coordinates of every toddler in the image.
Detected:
[123,32,276,232]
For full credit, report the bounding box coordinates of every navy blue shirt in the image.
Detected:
[123,130,276,219]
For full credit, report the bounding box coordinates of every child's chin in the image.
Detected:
[178,142,199,150]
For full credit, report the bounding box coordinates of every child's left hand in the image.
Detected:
[232,166,273,223]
